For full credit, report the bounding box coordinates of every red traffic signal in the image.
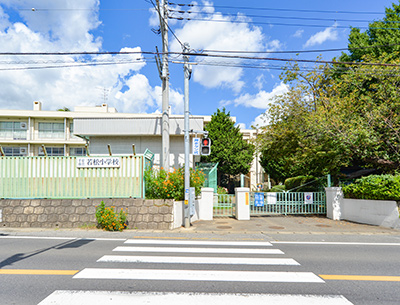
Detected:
[201,138,211,155]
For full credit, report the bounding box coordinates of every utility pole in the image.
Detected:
[183,42,191,228]
[156,0,170,171]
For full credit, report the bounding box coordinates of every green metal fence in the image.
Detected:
[0,156,145,199]
[250,191,326,215]
[213,194,236,217]
[196,162,218,193]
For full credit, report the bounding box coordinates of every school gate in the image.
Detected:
[213,191,326,217]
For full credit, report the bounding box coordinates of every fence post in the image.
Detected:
[325,187,343,220]
[235,187,250,220]
[197,187,214,220]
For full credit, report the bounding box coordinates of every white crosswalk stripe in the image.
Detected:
[39,291,354,305]
[97,255,300,265]
[38,238,355,304]
[113,245,283,254]
[124,239,273,246]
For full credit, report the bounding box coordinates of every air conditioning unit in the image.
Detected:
[19,147,27,155]
[20,122,27,129]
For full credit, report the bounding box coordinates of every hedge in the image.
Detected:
[342,175,400,201]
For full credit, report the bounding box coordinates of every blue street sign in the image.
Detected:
[193,138,201,156]
[254,192,264,207]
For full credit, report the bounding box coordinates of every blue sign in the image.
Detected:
[193,138,201,156]
[254,192,264,207]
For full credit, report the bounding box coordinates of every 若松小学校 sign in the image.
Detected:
[77,157,121,168]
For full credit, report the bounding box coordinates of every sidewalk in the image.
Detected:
[1,215,399,240]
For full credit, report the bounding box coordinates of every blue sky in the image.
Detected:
[0,0,396,129]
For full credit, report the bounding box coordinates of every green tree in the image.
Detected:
[340,2,400,63]
[201,108,255,190]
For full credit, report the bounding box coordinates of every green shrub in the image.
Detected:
[217,186,228,194]
[342,175,400,201]
[145,167,205,200]
[95,201,127,231]
[270,185,286,192]
[284,175,323,192]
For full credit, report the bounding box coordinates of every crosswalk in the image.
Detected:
[38,238,354,304]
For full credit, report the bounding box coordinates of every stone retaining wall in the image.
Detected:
[0,198,174,230]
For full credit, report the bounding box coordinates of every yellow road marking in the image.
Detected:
[0,269,79,275]
[320,275,400,282]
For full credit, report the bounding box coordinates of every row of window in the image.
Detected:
[0,121,75,140]
[2,147,87,157]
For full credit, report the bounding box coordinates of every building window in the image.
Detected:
[70,147,86,156]
[3,146,28,156]
[38,122,64,139]
[39,147,64,156]
[0,121,27,140]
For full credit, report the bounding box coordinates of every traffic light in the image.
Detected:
[201,138,211,155]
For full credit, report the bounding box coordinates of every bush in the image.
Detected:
[145,167,205,201]
[284,175,324,192]
[217,186,228,194]
[342,175,400,201]
[95,201,127,231]
[270,185,286,192]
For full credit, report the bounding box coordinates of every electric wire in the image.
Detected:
[168,8,397,24]
[169,16,400,30]
[168,2,392,16]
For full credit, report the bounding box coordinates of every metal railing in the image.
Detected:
[213,194,236,217]
[250,191,326,216]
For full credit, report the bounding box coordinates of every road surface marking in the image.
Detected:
[320,274,400,281]
[97,255,300,265]
[39,291,353,305]
[272,241,400,246]
[0,236,126,241]
[125,239,272,246]
[0,269,79,275]
[113,246,283,254]
[74,268,324,283]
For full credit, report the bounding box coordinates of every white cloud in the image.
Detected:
[293,29,304,38]
[221,82,289,109]
[251,113,269,128]
[0,0,182,114]
[304,24,338,47]
[253,74,266,90]
[236,122,246,130]
[170,4,268,93]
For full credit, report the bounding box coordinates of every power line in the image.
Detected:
[0,60,151,71]
[169,8,396,24]
[169,16,400,30]
[168,2,389,15]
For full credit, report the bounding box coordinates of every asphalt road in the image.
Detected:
[1,233,400,305]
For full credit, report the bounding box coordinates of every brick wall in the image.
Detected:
[0,198,174,230]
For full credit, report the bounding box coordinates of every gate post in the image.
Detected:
[325,187,343,220]
[198,187,214,220]
[235,187,250,220]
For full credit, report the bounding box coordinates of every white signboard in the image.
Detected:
[304,192,313,204]
[266,192,277,205]
[192,138,201,156]
[77,157,121,168]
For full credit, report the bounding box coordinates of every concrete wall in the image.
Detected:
[172,188,214,229]
[0,198,174,230]
[325,187,400,229]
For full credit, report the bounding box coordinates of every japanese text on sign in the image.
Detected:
[77,157,121,168]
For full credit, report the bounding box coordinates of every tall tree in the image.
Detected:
[340,2,400,63]
[202,108,255,189]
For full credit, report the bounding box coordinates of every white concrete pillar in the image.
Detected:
[197,187,214,221]
[235,187,250,220]
[325,187,343,221]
